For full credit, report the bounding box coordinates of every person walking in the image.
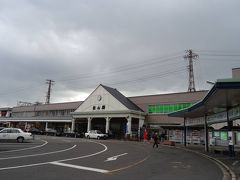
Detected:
[143,129,148,142]
[152,132,159,148]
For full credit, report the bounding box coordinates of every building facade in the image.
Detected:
[0,84,207,140]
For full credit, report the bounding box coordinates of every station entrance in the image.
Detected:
[72,115,145,139]
[75,118,87,134]
[110,118,127,139]
[91,118,106,133]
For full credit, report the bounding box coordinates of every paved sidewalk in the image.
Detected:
[175,144,240,179]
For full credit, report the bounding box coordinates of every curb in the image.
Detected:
[174,146,237,180]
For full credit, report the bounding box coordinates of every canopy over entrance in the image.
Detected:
[168,78,240,152]
[169,78,240,119]
[71,84,146,137]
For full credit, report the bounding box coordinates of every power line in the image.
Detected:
[0,53,184,98]
[64,65,187,90]
[57,54,183,83]
[199,57,240,62]
[60,61,184,85]
[195,49,240,54]
[200,53,240,57]
[194,49,240,57]
[109,67,187,86]
[0,83,46,97]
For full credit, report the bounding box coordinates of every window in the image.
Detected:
[93,106,96,110]
[60,110,65,116]
[102,105,105,110]
[11,129,20,133]
[50,111,55,116]
[1,129,9,133]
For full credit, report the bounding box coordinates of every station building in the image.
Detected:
[1,68,239,143]
[0,84,206,139]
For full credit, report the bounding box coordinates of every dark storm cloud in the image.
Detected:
[0,0,239,106]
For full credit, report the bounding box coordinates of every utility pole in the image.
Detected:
[45,79,54,104]
[184,49,198,92]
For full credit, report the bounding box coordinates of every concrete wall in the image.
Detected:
[232,68,240,78]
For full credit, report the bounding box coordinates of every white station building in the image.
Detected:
[0,68,239,143]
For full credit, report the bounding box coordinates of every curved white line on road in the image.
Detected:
[57,140,108,162]
[0,162,50,171]
[0,145,76,160]
[0,140,48,154]
[0,140,107,171]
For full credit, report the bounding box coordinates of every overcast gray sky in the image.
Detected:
[0,0,240,107]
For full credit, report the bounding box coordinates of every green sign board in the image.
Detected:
[148,103,193,114]
[220,132,228,141]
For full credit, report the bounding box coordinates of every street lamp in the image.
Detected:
[206,81,215,85]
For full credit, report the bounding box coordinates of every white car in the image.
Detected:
[85,130,108,139]
[0,128,33,143]
[45,128,57,136]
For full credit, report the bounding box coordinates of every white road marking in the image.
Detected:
[57,141,108,162]
[105,153,128,162]
[0,162,50,171]
[50,162,109,173]
[0,145,76,160]
[0,141,107,171]
[0,140,48,154]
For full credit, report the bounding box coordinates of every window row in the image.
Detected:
[12,109,75,117]
[148,103,193,114]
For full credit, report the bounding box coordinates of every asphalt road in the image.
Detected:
[0,136,224,180]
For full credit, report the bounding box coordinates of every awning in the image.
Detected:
[168,78,240,118]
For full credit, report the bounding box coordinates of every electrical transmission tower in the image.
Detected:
[184,49,199,92]
[45,79,55,104]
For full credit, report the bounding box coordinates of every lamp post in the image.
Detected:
[206,81,215,85]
